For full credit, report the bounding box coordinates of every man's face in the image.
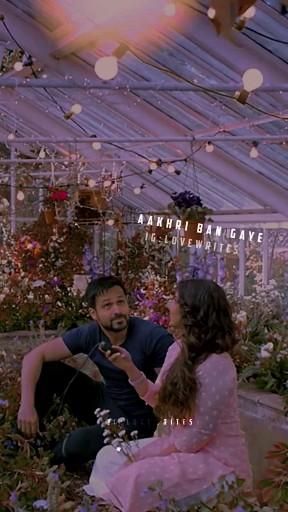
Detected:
[90,286,130,332]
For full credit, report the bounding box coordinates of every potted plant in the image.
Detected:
[43,187,69,225]
[168,191,212,241]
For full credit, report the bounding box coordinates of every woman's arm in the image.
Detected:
[127,342,179,408]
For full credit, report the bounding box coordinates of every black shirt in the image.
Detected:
[62,317,174,419]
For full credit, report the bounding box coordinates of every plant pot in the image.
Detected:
[75,189,108,223]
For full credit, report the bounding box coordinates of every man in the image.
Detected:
[17,276,174,468]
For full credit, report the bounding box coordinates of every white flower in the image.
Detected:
[103,429,111,437]
[130,430,138,438]
[117,417,126,424]
[94,408,101,415]
[103,438,111,444]
[260,348,271,359]
[118,430,126,437]
[263,342,274,353]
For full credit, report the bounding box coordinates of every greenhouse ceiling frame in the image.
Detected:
[0,0,288,219]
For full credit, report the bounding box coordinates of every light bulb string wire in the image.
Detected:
[127,46,288,121]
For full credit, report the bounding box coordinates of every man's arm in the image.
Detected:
[18,338,72,436]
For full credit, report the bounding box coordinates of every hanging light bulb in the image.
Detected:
[207,7,216,19]
[88,178,96,188]
[95,56,118,80]
[243,6,256,19]
[242,69,263,92]
[134,184,145,195]
[106,219,115,226]
[64,103,82,119]
[249,142,259,159]
[39,147,46,159]
[149,161,159,171]
[71,104,82,115]
[205,142,214,153]
[17,190,25,201]
[7,133,15,141]
[92,141,102,151]
[14,61,23,72]
[164,2,176,16]
[167,164,175,174]
[235,68,263,104]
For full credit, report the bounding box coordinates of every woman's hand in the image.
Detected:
[101,345,134,373]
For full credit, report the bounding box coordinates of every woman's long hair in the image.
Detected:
[154,279,237,421]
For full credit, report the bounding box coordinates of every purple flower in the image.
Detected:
[9,491,18,505]
[171,191,203,209]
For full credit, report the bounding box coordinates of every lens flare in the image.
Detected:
[36,0,190,46]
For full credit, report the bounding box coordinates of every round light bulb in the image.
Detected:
[205,142,215,153]
[149,161,158,170]
[92,141,102,150]
[167,164,175,174]
[17,191,25,201]
[14,61,23,71]
[133,187,141,195]
[39,148,46,158]
[250,146,259,158]
[71,104,82,114]
[207,7,216,19]
[88,179,96,188]
[164,2,176,16]
[7,133,15,141]
[95,56,118,81]
[243,6,256,19]
[242,68,263,92]
[106,219,115,226]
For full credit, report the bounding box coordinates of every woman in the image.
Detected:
[84,279,252,512]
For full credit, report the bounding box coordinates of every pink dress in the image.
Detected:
[85,342,252,512]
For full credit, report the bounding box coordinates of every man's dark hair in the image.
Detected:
[85,275,127,308]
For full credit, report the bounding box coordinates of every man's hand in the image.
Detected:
[17,404,39,437]
[101,345,134,373]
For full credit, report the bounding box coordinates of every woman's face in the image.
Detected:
[167,293,182,328]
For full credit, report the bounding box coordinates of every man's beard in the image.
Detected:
[101,315,129,332]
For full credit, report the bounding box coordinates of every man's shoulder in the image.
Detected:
[63,321,99,341]
[130,316,167,334]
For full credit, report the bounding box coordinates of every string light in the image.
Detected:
[39,147,46,159]
[249,142,259,158]
[64,103,82,120]
[94,56,118,81]
[207,7,216,19]
[88,179,96,188]
[205,141,214,153]
[167,164,175,174]
[242,69,263,92]
[149,161,158,171]
[71,103,82,115]
[92,142,102,151]
[235,68,263,104]
[106,219,115,226]
[17,190,25,201]
[7,133,15,141]
[14,61,23,71]
[243,6,256,19]
[133,184,145,195]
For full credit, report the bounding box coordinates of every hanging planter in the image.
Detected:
[74,188,108,223]
[168,191,212,220]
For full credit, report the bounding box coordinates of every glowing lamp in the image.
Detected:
[95,56,118,80]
